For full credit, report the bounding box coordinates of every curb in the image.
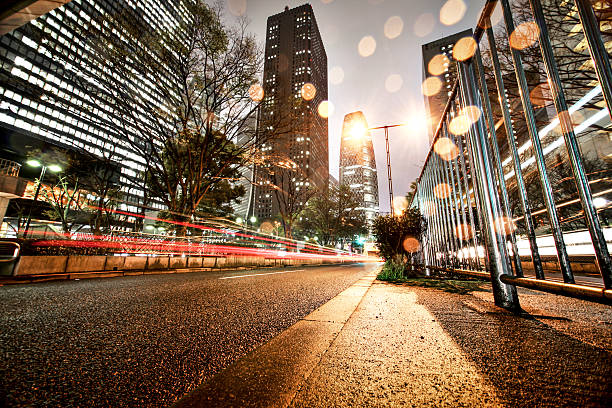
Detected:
[173,267,381,408]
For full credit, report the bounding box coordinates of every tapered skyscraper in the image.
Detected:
[254,4,328,222]
[340,111,379,232]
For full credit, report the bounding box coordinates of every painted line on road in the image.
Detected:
[219,269,305,280]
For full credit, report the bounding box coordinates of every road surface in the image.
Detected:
[0,263,379,407]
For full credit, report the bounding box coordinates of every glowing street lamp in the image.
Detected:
[341,112,406,217]
[24,159,62,238]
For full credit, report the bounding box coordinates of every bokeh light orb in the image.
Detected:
[434,183,451,199]
[422,76,443,97]
[301,83,317,101]
[434,137,459,161]
[449,115,471,135]
[509,21,540,50]
[428,54,450,76]
[384,16,404,39]
[227,0,247,16]
[403,237,421,253]
[440,0,467,26]
[529,82,552,108]
[414,13,435,38]
[317,100,334,118]
[358,36,377,57]
[452,36,477,61]
[385,74,403,93]
[248,84,264,102]
[459,105,482,124]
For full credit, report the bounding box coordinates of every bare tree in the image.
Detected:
[22,0,281,234]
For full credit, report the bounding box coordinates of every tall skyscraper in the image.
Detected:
[0,1,188,217]
[339,111,379,232]
[421,29,473,142]
[254,4,328,222]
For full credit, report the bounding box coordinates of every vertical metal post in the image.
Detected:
[449,125,473,269]
[573,0,612,120]
[434,153,455,266]
[529,0,612,288]
[439,133,461,266]
[485,23,544,280]
[384,127,394,217]
[454,110,482,270]
[446,132,467,269]
[499,0,574,284]
[458,57,520,311]
[417,186,433,272]
[425,167,442,267]
[473,47,523,277]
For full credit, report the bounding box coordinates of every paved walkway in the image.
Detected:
[174,270,612,407]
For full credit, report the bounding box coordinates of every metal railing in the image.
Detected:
[0,159,20,177]
[411,0,612,309]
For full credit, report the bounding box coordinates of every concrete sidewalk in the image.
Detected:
[174,270,612,407]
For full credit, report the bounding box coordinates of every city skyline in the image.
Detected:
[232,0,485,212]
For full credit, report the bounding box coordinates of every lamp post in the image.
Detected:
[369,124,405,217]
[23,159,62,238]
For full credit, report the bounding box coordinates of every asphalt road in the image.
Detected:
[0,263,379,407]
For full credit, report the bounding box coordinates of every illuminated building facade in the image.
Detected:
[254,4,328,221]
[0,0,188,217]
[339,111,379,232]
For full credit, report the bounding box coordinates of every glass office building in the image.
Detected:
[0,0,189,218]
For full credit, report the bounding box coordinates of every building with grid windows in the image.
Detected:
[339,111,379,232]
[254,4,328,221]
[421,29,472,143]
[0,0,188,222]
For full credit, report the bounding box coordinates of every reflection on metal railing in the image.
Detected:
[0,159,20,177]
[411,0,612,309]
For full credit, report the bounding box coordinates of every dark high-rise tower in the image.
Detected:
[421,29,472,142]
[254,4,328,222]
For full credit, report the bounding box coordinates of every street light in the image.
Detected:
[369,123,405,217]
[23,159,62,238]
[341,112,406,217]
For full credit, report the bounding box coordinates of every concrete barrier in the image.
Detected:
[169,257,187,269]
[202,257,216,268]
[187,257,203,268]
[14,256,68,276]
[10,253,356,278]
[105,256,126,271]
[123,256,147,270]
[66,256,107,273]
[148,256,170,270]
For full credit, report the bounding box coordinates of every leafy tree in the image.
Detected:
[300,184,368,246]
[372,208,426,264]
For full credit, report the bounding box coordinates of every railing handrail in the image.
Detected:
[411,0,497,205]
[0,158,21,177]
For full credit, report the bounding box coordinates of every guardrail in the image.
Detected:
[410,0,612,310]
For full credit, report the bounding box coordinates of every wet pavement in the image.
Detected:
[178,275,612,407]
[0,263,377,407]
